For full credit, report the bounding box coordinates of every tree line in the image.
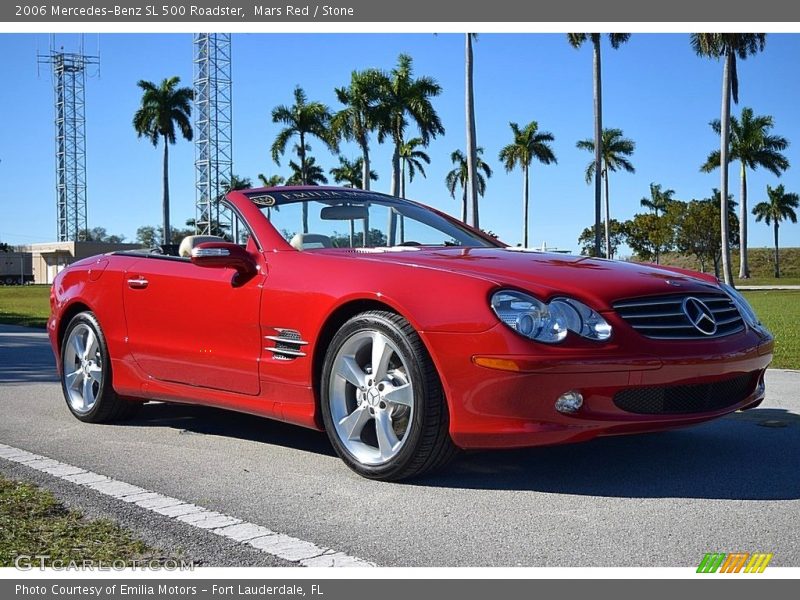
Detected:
[126,33,798,283]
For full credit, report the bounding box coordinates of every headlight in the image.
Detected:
[490,290,612,343]
[550,298,613,341]
[720,283,760,327]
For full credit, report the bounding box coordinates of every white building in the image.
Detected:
[22,241,143,284]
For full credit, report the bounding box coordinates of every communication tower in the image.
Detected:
[193,34,233,236]
[38,37,99,242]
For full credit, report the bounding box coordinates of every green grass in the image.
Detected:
[743,290,800,370]
[0,286,50,328]
[0,475,172,567]
[656,247,800,283]
[737,276,800,287]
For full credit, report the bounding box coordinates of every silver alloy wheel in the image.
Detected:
[328,330,415,466]
[63,323,103,414]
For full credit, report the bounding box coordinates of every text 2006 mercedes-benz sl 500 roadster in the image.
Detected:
[49,186,774,480]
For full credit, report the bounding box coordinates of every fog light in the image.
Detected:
[555,391,583,414]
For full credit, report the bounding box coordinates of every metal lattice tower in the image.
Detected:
[38,40,98,242]
[194,33,233,236]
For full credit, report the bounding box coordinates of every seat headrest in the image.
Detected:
[289,233,333,251]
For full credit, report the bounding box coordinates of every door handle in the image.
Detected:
[127,277,149,289]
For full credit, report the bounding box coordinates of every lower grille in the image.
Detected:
[613,373,756,415]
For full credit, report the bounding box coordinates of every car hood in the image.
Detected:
[326,247,721,310]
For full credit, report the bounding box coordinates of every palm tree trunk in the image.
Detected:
[719,51,734,286]
[603,168,611,259]
[461,186,468,223]
[738,162,749,278]
[774,222,780,278]
[399,159,406,243]
[592,36,604,257]
[299,131,307,185]
[391,142,401,197]
[299,131,308,233]
[388,142,400,245]
[162,135,171,246]
[401,158,406,198]
[523,164,530,247]
[360,138,371,191]
[466,33,479,229]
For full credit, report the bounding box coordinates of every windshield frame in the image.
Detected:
[244,188,504,251]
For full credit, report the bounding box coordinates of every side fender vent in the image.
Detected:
[265,328,308,361]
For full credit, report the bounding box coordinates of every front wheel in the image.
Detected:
[60,312,140,423]
[320,311,457,481]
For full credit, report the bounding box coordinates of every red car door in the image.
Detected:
[122,256,263,395]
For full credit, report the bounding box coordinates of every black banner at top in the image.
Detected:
[3,0,800,22]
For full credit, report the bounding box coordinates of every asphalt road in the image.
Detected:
[1,323,799,567]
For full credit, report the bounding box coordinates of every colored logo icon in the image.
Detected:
[697,552,773,573]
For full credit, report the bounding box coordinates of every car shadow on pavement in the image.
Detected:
[120,402,799,500]
[0,328,57,384]
[412,408,800,500]
[122,401,337,457]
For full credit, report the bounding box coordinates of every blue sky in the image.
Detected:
[1,32,799,253]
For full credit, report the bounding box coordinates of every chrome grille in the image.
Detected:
[613,292,744,340]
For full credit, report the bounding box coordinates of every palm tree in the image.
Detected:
[753,184,799,278]
[375,54,444,199]
[639,183,676,264]
[374,54,444,246]
[446,147,493,223]
[691,33,767,285]
[287,155,328,186]
[329,156,377,247]
[257,174,285,187]
[220,174,252,193]
[498,121,557,247]
[332,69,383,191]
[640,182,675,216]
[330,156,377,189]
[700,107,789,278]
[398,137,430,199]
[567,33,631,256]
[577,128,636,258]
[465,33,480,228]
[271,86,337,233]
[133,76,194,246]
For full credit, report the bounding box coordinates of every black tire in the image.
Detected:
[320,310,457,481]
[60,312,140,423]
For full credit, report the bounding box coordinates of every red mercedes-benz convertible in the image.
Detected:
[49,187,774,480]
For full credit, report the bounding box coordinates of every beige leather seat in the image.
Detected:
[179,235,225,258]
[289,233,333,251]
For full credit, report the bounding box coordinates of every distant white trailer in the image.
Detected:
[0,252,33,285]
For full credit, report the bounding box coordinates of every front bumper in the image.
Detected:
[423,324,774,449]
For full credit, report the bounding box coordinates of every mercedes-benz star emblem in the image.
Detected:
[682,297,717,335]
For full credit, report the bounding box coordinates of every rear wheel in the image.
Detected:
[60,312,140,422]
[321,311,457,481]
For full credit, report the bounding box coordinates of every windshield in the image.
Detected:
[249,191,497,250]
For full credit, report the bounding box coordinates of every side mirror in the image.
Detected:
[191,242,257,285]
